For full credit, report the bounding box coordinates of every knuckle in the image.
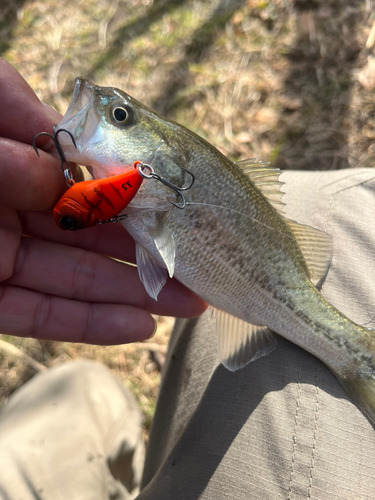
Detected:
[71,249,99,300]
[30,294,52,339]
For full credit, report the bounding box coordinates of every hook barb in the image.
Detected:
[32,131,54,157]
[137,163,194,209]
[32,125,78,187]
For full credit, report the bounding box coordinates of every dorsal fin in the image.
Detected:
[235,159,285,214]
[236,159,332,287]
[284,219,333,287]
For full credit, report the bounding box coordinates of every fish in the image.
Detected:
[54,77,375,426]
[53,166,143,230]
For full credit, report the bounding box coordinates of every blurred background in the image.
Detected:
[1,0,375,436]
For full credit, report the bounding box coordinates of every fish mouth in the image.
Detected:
[56,77,100,160]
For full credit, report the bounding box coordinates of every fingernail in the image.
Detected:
[42,101,62,121]
[149,317,158,338]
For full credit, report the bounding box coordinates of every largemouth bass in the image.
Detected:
[56,78,375,426]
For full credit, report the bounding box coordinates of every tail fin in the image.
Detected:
[335,373,375,427]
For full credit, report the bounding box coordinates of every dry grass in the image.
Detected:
[1,0,375,432]
[0,316,173,434]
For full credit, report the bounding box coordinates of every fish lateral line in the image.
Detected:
[185,200,332,287]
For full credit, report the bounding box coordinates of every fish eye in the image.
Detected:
[59,215,78,231]
[110,104,133,126]
[113,107,127,121]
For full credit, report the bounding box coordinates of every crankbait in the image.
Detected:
[53,166,143,230]
[32,127,195,231]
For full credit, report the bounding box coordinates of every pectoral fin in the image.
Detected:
[136,243,167,301]
[214,309,277,371]
[151,221,175,278]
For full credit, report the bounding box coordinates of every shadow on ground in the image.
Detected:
[151,0,247,115]
[0,0,28,55]
[275,0,369,171]
[89,0,190,81]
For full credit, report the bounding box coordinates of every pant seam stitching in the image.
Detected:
[287,348,303,499]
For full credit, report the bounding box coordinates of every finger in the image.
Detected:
[0,59,60,144]
[0,285,155,344]
[7,237,207,318]
[21,210,137,263]
[0,206,22,281]
[20,213,208,316]
[0,139,67,210]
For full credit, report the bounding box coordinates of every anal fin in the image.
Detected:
[214,309,277,372]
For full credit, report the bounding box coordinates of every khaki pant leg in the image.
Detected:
[0,360,144,500]
[140,169,375,500]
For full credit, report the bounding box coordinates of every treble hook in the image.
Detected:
[32,125,77,187]
[136,162,195,209]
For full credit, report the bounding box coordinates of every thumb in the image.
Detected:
[0,59,61,144]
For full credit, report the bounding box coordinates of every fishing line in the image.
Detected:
[319,171,375,195]
[184,200,301,284]
[185,201,296,242]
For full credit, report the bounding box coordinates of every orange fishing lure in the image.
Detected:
[53,165,143,230]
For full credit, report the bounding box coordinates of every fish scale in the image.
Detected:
[55,77,375,427]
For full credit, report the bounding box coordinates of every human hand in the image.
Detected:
[0,60,207,344]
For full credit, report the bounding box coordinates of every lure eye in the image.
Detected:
[59,215,78,231]
[110,105,133,126]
